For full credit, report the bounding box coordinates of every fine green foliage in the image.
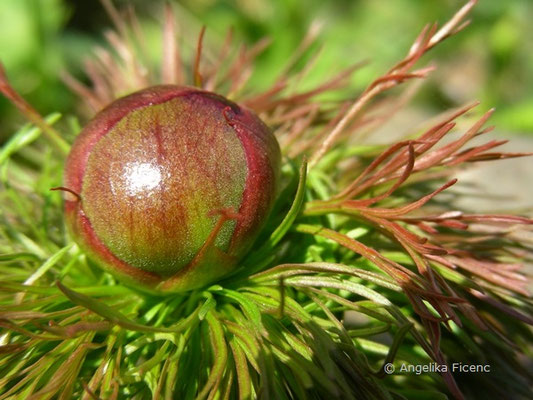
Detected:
[1,1,532,399]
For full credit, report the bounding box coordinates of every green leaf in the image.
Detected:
[127,340,171,378]
[56,281,197,333]
[251,262,400,291]
[269,159,308,246]
[230,338,252,400]
[196,312,228,400]
[0,113,61,165]
[198,292,217,320]
[220,289,265,334]
[347,324,391,337]
[285,276,391,306]
[0,252,41,262]
[21,244,73,286]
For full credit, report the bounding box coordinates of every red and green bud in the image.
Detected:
[63,85,280,293]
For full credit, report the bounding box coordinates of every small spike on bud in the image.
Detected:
[64,85,281,293]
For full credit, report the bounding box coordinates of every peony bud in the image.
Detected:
[63,85,280,293]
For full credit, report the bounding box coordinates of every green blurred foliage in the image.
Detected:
[0,0,94,142]
[179,0,533,133]
[1,0,533,141]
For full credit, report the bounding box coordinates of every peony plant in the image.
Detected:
[0,1,531,399]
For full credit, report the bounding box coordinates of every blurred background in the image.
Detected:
[1,0,532,142]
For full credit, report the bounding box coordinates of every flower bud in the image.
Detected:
[63,85,280,293]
